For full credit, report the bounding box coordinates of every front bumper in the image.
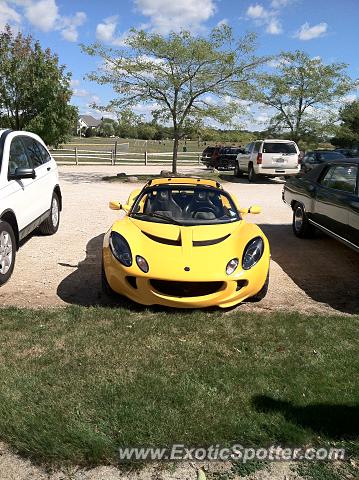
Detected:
[103,247,270,309]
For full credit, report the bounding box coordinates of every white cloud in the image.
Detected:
[72,88,90,97]
[96,16,118,42]
[134,0,216,33]
[216,18,228,27]
[245,3,283,35]
[0,2,21,30]
[70,79,80,87]
[2,1,86,41]
[60,11,86,42]
[24,0,58,32]
[96,16,128,46]
[246,4,267,18]
[266,18,282,34]
[343,94,357,103]
[89,95,100,104]
[295,21,328,40]
[270,0,291,7]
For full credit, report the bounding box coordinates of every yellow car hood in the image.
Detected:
[110,216,265,281]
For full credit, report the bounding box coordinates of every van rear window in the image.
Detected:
[263,143,297,154]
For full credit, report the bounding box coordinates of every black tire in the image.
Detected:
[234,163,242,178]
[0,221,16,286]
[250,272,269,302]
[101,263,117,297]
[248,163,257,183]
[292,203,316,238]
[39,193,60,235]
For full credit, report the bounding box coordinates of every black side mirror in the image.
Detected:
[8,168,36,180]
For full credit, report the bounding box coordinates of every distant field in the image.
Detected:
[62,136,202,153]
[51,136,242,165]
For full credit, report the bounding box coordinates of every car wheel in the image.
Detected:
[39,193,60,235]
[0,221,16,286]
[234,164,242,178]
[101,263,117,297]
[249,272,269,302]
[248,163,256,182]
[292,203,316,238]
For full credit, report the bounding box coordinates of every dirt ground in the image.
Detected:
[0,165,358,480]
[1,164,358,314]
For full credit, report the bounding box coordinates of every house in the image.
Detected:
[77,115,101,134]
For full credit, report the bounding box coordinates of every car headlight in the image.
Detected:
[136,255,149,273]
[109,232,132,267]
[242,237,264,270]
[226,258,239,275]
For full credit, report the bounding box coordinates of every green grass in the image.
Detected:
[295,461,358,480]
[0,307,359,468]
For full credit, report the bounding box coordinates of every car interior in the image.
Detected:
[133,187,239,222]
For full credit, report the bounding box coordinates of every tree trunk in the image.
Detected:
[172,135,179,174]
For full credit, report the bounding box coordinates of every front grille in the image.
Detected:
[150,280,224,297]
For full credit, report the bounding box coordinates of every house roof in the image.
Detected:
[79,115,101,127]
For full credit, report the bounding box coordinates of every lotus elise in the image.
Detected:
[102,177,270,308]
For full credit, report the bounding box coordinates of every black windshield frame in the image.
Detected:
[130,184,241,226]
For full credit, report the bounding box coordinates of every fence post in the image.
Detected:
[144,151,148,165]
[111,150,114,166]
[198,153,201,165]
[75,147,78,165]
[114,141,117,164]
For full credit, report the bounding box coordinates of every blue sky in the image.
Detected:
[1,0,358,126]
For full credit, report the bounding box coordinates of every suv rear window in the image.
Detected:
[263,142,297,154]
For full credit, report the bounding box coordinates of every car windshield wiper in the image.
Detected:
[132,212,182,225]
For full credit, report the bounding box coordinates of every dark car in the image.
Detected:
[283,159,359,251]
[215,147,244,170]
[200,146,222,168]
[335,148,358,158]
[301,150,346,173]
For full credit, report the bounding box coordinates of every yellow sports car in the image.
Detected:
[102,177,270,308]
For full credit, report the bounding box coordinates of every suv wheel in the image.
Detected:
[0,221,16,285]
[292,204,315,238]
[234,164,242,178]
[248,163,257,182]
[39,193,60,235]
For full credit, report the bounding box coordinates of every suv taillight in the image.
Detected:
[298,154,302,164]
[256,153,262,164]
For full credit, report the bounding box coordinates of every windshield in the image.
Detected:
[319,152,345,160]
[130,185,241,226]
[263,142,297,154]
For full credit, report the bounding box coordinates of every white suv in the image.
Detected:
[0,129,62,285]
[234,139,300,182]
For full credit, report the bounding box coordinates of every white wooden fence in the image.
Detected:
[49,147,202,166]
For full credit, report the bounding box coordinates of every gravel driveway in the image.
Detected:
[1,164,358,315]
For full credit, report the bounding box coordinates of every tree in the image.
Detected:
[0,25,77,146]
[98,118,117,137]
[332,100,359,147]
[246,51,356,142]
[115,108,142,138]
[83,27,262,172]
